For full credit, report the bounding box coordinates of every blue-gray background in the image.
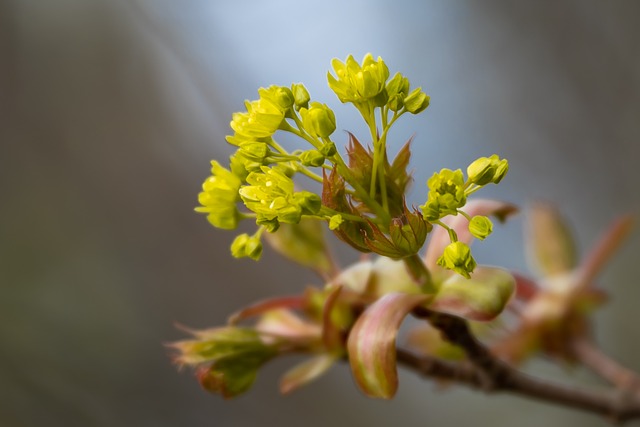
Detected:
[2,1,639,426]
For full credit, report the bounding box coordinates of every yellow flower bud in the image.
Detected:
[258,86,294,111]
[403,87,430,114]
[231,233,263,260]
[299,102,336,138]
[291,83,310,110]
[420,169,466,221]
[327,54,389,104]
[195,161,242,230]
[329,214,343,230]
[437,241,477,279]
[466,154,509,185]
[468,215,493,240]
[300,150,325,167]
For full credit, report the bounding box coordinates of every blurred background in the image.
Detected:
[2,1,640,426]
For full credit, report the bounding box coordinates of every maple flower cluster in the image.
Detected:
[195,53,508,277]
[177,54,516,399]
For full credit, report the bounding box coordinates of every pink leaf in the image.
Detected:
[525,202,577,277]
[228,296,306,325]
[322,285,344,352]
[279,354,337,395]
[347,293,429,399]
[513,272,539,302]
[255,309,321,344]
[576,214,635,290]
[429,266,515,321]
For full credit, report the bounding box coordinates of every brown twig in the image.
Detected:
[571,337,640,394]
[401,309,640,424]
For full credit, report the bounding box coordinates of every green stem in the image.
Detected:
[375,109,402,213]
[284,116,323,150]
[404,253,435,293]
[295,165,324,183]
[268,140,290,155]
[317,207,371,224]
[366,106,380,201]
[458,209,472,221]
[464,183,482,196]
[434,220,458,242]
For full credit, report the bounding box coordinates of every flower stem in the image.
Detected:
[404,253,434,293]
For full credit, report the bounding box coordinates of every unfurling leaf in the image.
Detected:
[171,327,272,366]
[227,296,306,325]
[388,138,413,196]
[280,354,337,395]
[526,202,577,277]
[321,285,347,352]
[346,132,375,198]
[264,218,334,277]
[333,257,419,299]
[368,257,422,297]
[347,293,429,399]
[255,309,322,344]
[330,259,374,294]
[428,266,515,321]
[345,133,411,217]
[322,168,372,252]
[575,214,635,290]
[406,324,465,360]
[366,206,430,259]
[172,327,278,399]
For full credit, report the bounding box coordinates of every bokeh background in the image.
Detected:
[2,1,640,426]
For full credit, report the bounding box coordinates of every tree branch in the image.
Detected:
[401,309,640,424]
[571,337,640,394]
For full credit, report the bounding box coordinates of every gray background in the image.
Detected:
[2,1,639,426]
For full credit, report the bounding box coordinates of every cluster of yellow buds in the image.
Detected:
[179,54,520,402]
[418,154,508,277]
[195,54,508,280]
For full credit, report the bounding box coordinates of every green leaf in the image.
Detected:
[264,218,334,277]
[406,324,465,360]
[428,266,515,321]
[279,354,337,395]
[347,293,429,398]
[198,351,275,399]
[171,327,271,366]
